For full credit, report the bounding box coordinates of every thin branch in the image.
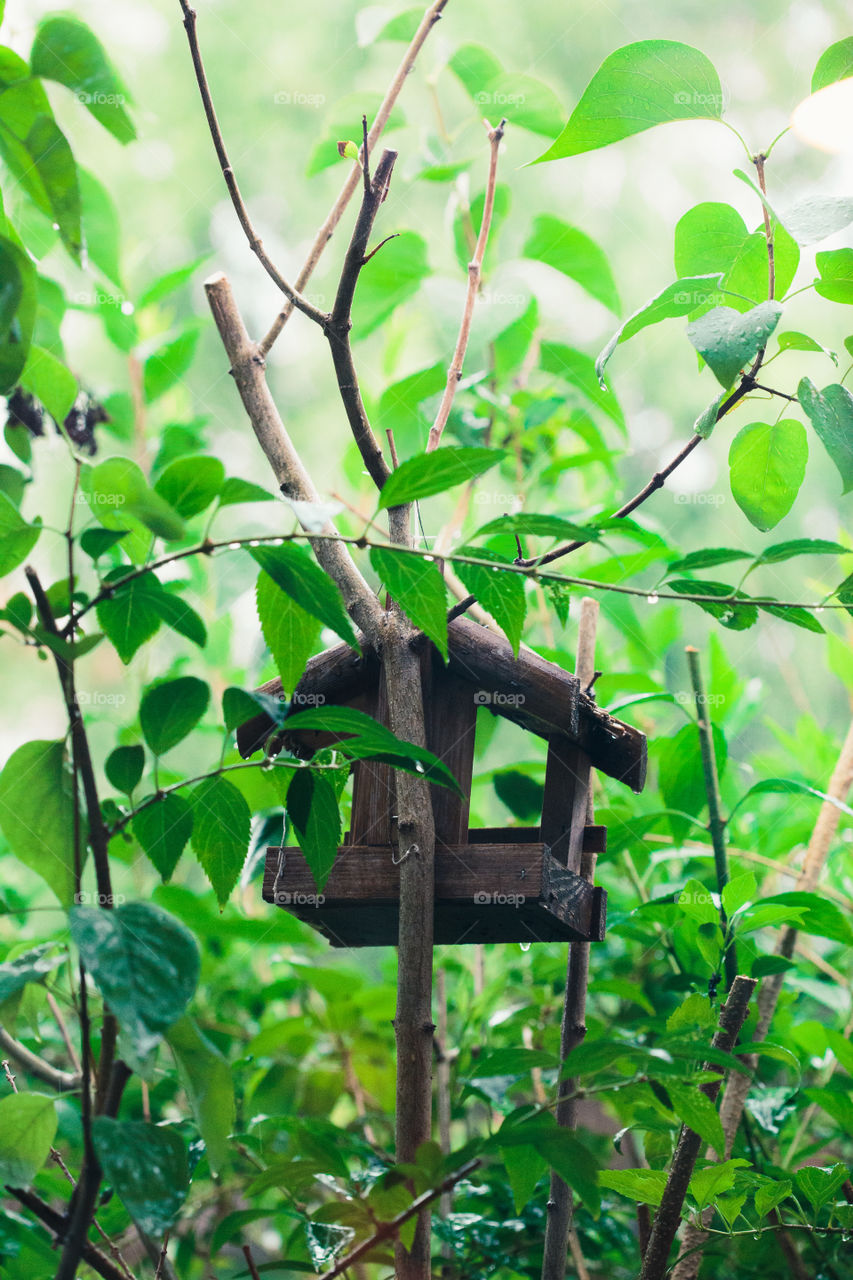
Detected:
[637,976,757,1280]
[0,1034,81,1093]
[326,148,398,490]
[316,1160,480,1280]
[203,273,384,637]
[258,0,449,355]
[177,1,327,326]
[541,598,599,1280]
[427,118,506,452]
[46,990,82,1074]
[5,1187,134,1280]
[753,153,776,301]
[686,646,737,991]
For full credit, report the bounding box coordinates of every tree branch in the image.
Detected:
[258,0,449,355]
[177,0,327,326]
[325,146,398,490]
[5,1187,135,1280]
[0,1034,81,1094]
[203,273,383,637]
[638,976,757,1280]
[427,117,506,452]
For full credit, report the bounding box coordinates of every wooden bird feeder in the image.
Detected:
[237,618,647,948]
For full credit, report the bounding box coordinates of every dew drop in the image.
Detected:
[646,592,659,606]
[519,941,531,952]
[120,300,135,316]
[227,541,242,550]
[248,539,261,547]
[815,606,825,614]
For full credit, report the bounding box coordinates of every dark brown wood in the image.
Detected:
[263,843,604,946]
[542,736,591,872]
[349,671,393,846]
[426,659,476,846]
[236,621,647,793]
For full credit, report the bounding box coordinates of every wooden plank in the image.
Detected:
[348,673,393,846]
[427,661,476,846]
[541,735,590,873]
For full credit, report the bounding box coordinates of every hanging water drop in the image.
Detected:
[646,592,659,605]
[519,941,531,952]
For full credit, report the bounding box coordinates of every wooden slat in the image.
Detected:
[541,735,590,872]
[427,660,476,846]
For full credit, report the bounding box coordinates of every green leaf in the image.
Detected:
[0,739,82,905]
[143,323,202,402]
[473,513,600,543]
[31,16,135,143]
[0,234,37,393]
[0,1093,57,1184]
[687,301,782,389]
[0,944,64,1004]
[754,1178,792,1219]
[503,1143,548,1213]
[777,330,836,359]
[541,342,625,429]
[781,196,853,247]
[20,344,76,422]
[599,1167,667,1207]
[815,248,853,305]
[668,578,758,630]
[79,167,122,287]
[92,1118,188,1234]
[79,527,128,560]
[689,1159,751,1211]
[493,769,545,822]
[286,768,341,891]
[667,1083,725,1154]
[377,446,504,510]
[166,1015,235,1174]
[249,543,358,650]
[536,40,725,162]
[666,548,750,574]
[86,456,184,541]
[369,546,447,660]
[140,676,210,756]
[137,254,211,311]
[146,586,207,649]
[797,378,853,494]
[729,419,808,530]
[758,602,825,634]
[722,872,756,915]
[813,38,853,91]
[677,877,720,927]
[595,275,724,381]
[469,1047,558,1078]
[96,575,163,664]
[223,686,275,736]
[659,723,727,833]
[153,455,225,517]
[351,230,428,338]
[0,109,82,260]
[133,794,193,882]
[283,705,463,794]
[256,569,321,694]
[753,537,847,565]
[757,892,853,946]
[523,215,619,312]
[794,1163,848,1214]
[0,489,40,577]
[105,744,144,795]
[447,43,503,97]
[190,775,251,906]
[70,901,200,1054]
[454,547,526,654]
[674,202,799,311]
[218,476,275,508]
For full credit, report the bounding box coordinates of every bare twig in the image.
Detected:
[203,274,383,637]
[427,118,506,452]
[177,0,327,326]
[318,1159,480,1280]
[541,598,599,1280]
[326,147,398,490]
[258,0,449,355]
[638,976,757,1280]
[242,1244,262,1280]
[686,647,737,991]
[46,990,82,1074]
[0,1032,81,1093]
[5,1187,134,1280]
[154,1234,170,1280]
[753,153,775,301]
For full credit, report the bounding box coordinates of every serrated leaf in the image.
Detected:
[256,568,321,694]
[798,378,853,493]
[86,456,184,541]
[668,578,758,630]
[455,548,526,654]
[153,455,224,517]
[666,547,751,574]
[190,775,251,906]
[0,490,40,577]
[753,537,847,565]
[377,447,504,510]
[286,768,341,891]
[147,586,207,649]
[535,40,725,162]
[794,1163,848,1213]
[92,1118,188,1234]
[687,301,782,389]
[105,744,144,795]
[370,546,447,659]
[689,1159,750,1211]
[503,1143,548,1213]
[667,1083,725,1154]
[140,676,210,756]
[249,544,358,650]
[722,872,756,915]
[218,476,275,507]
[599,1167,667,1206]
[133,793,193,881]
[71,901,199,1054]
[729,419,807,531]
[755,1178,792,1219]
[96,575,162,664]
[166,1015,235,1174]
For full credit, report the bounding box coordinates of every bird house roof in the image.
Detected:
[237,618,647,792]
